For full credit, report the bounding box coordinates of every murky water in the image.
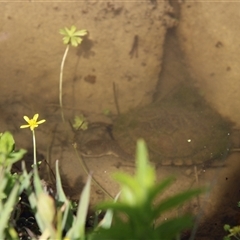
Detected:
[0,2,239,239]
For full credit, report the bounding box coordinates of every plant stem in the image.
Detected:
[72,143,113,199]
[59,44,70,123]
[32,130,37,166]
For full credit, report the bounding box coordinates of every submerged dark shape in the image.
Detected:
[112,85,231,166]
[77,85,231,167]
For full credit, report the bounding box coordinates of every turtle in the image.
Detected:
[110,85,231,166]
[78,85,231,166]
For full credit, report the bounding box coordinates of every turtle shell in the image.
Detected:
[112,86,231,166]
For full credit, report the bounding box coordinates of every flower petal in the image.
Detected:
[20,125,30,129]
[21,114,45,131]
[33,114,39,121]
[23,116,30,122]
[37,119,46,125]
[30,126,36,131]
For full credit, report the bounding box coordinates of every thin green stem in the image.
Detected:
[32,130,37,166]
[59,44,70,123]
[72,144,113,199]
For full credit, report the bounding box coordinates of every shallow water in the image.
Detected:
[0,2,239,239]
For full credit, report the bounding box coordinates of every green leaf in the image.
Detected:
[76,174,91,237]
[37,193,56,226]
[7,149,27,165]
[55,160,68,203]
[63,36,70,45]
[0,132,26,169]
[96,201,136,220]
[148,176,176,203]
[71,37,80,47]
[59,25,87,47]
[55,161,75,232]
[98,192,121,229]
[113,172,140,205]
[69,25,76,34]
[61,200,74,232]
[59,28,67,35]
[19,161,33,193]
[155,215,194,239]
[67,174,91,238]
[7,227,19,240]
[0,131,15,155]
[0,183,19,235]
[229,225,240,236]
[33,165,44,198]
[223,237,231,240]
[135,139,156,190]
[154,188,206,218]
[94,138,206,240]
[74,29,88,37]
[224,224,231,231]
[0,175,8,200]
[112,140,157,206]
[21,163,45,233]
[73,115,88,131]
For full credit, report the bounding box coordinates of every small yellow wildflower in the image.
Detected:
[20,114,46,131]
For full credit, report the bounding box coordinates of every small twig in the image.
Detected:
[113,82,120,116]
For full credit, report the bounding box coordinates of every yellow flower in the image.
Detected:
[20,114,46,131]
